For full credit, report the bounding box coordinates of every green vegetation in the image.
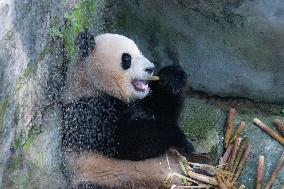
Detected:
[12,43,51,96]
[6,153,23,173]
[24,44,51,78]
[49,27,63,39]
[22,126,43,152]
[179,98,221,140]
[6,125,42,179]
[13,102,20,125]
[10,161,33,188]
[23,63,38,79]
[281,108,284,114]
[49,0,96,60]
[210,144,218,157]
[1,30,14,45]
[0,97,8,129]
[6,136,24,174]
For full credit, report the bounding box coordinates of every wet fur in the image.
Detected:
[66,151,182,189]
[62,65,193,161]
[62,32,193,188]
[62,66,193,189]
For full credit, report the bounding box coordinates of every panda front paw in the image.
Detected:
[157,65,187,95]
[185,140,194,154]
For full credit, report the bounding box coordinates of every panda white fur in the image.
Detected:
[62,31,194,189]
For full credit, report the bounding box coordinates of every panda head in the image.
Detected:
[76,31,155,102]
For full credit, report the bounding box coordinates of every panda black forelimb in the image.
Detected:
[115,65,193,161]
[141,65,188,124]
[116,117,191,161]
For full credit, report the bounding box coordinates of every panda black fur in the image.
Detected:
[62,31,193,188]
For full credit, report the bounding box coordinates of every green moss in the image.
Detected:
[6,153,24,173]
[0,97,8,129]
[22,126,43,152]
[23,44,50,78]
[32,150,44,168]
[14,136,22,149]
[49,0,97,60]
[1,30,14,42]
[49,27,63,39]
[210,144,218,157]
[23,63,38,78]
[6,136,24,173]
[179,98,221,140]
[12,44,51,96]
[10,166,31,188]
[13,102,20,125]
[37,45,51,63]
[14,78,23,94]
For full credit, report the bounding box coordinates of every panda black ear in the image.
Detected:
[76,30,96,59]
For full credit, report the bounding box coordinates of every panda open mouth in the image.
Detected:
[132,79,148,92]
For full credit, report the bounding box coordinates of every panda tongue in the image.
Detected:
[132,79,146,92]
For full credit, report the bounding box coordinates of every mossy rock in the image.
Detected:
[179,98,224,140]
[49,0,97,60]
[179,98,226,160]
[0,97,8,130]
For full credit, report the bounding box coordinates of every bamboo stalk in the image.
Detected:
[225,108,236,149]
[233,122,246,141]
[226,139,239,171]
[273,119,284,137]
[264,152,284,189]
[219,145,233,165]
[253,118,284,146]
[232,145,251,183]
[232,138,249,173]
[256,155,265,189]
[172,185,211,189]
[145,76,160,81]
[215,174,229,189]
[186,171,218,186]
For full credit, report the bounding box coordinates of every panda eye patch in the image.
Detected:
[121,53,132,70]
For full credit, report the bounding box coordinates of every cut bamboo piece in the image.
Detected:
[225,108,236,149]
[232,145,251,183]
[232,138,248,173]
[215,174,229,189]
[273,119,284,137]
[219,145,233,165]
[226,139,239,171]
[186,171,218,186]
[233,122,246,141]
[256,155,264,189]
[145,76,160,81]
[253,118,284,146]
[264,152,284,189]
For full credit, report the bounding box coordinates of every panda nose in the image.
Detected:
[145,67,154,74]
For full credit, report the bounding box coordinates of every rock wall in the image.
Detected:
[111,0,284,103]
[0,0,108,188]
[0,1,66,188]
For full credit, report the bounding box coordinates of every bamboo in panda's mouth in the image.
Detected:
[145,76,160,81]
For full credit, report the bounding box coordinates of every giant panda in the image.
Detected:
[62,31,194,189]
